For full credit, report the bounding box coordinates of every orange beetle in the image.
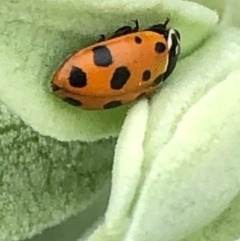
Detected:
[51,18,181,110]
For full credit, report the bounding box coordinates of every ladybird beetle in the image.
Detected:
[51,18,181,110]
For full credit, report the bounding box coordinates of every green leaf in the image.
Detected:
[0,103,115,241]
[84,6,240,241]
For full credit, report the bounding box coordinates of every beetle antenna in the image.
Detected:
[163,17,170,28]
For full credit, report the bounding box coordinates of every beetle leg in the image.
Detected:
[108,20,140,39]
[96,34,106,43]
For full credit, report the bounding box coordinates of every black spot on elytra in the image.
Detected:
[136,92,146,100]
[51,83,61,91]
[155,42,166,53]
[110,66,131,90]
[63,97,82,106]
[92,45,113,67]
[103,100,122,109]
[69,66,87,88]
[135,36,142,44]
[153,74,164,86]
[142,70,151,81]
